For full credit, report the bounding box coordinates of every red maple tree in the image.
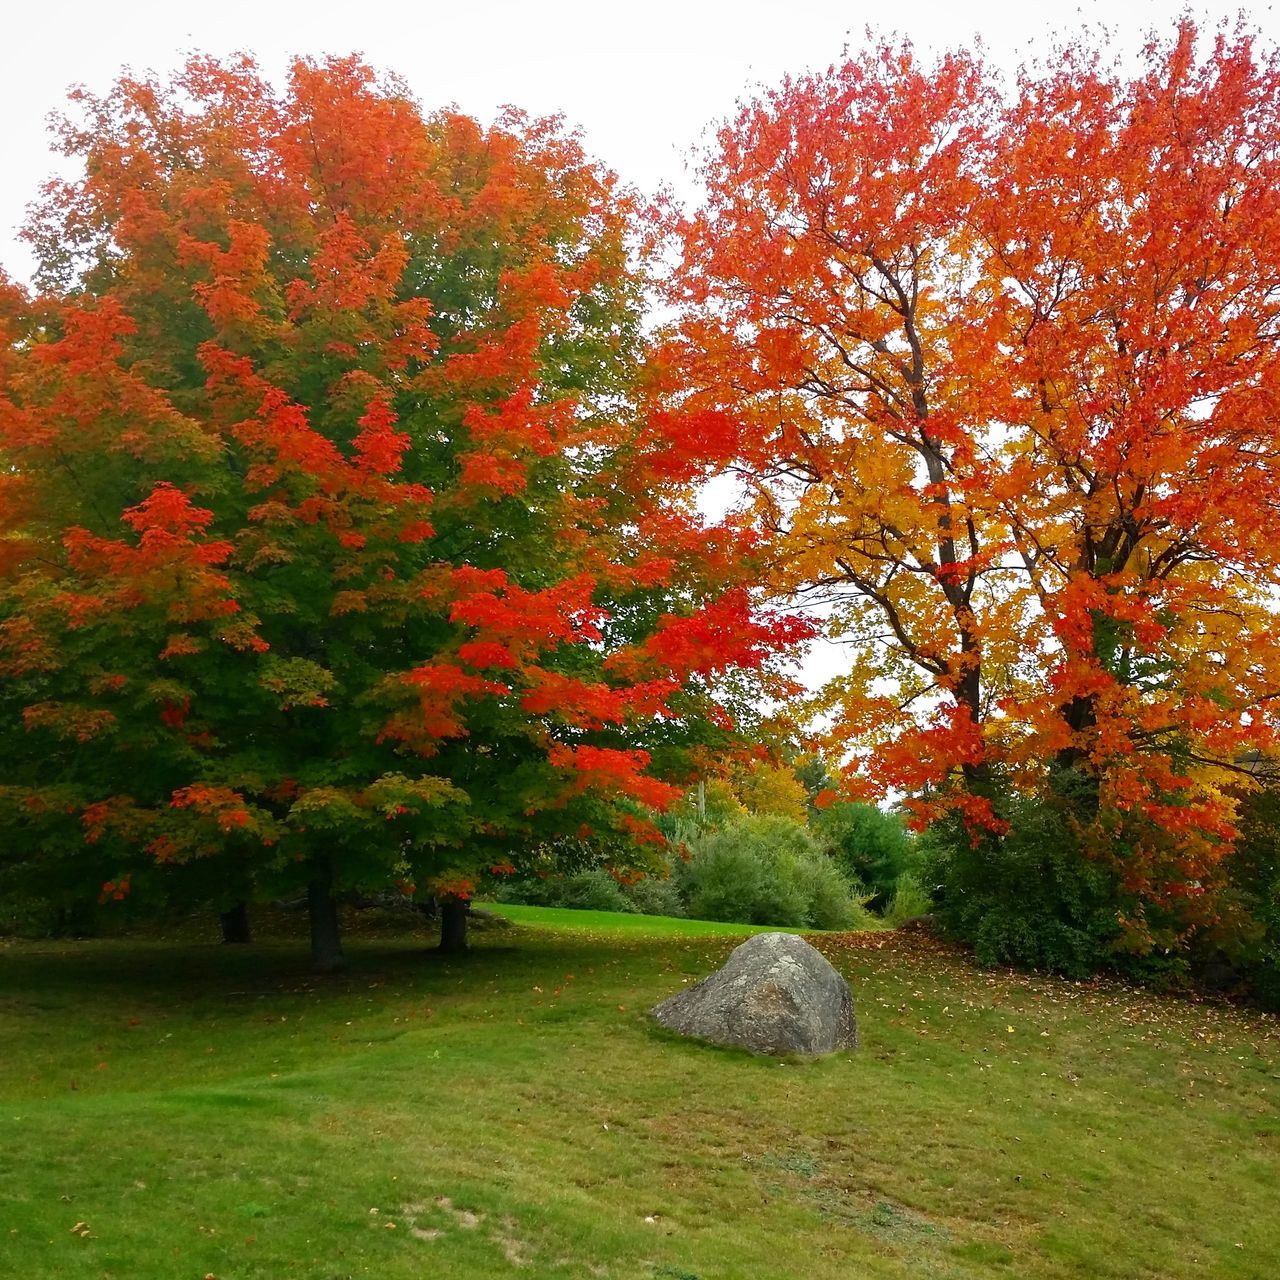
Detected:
[0,55,810,966]
[659,21,1280,943]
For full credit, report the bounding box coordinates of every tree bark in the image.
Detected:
[219,901,252,944]
[307,867,346,973]
[437,896,468,954]
[53,900,97,938]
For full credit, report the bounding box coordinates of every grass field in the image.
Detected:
[2,905,1279,1279]
[474,902,807,937]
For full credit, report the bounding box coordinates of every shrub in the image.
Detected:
[622,873,687,919]
[922,785,1121,979]
[681,814,862,929]
[1187,785,1280,1010]
[681,826,801,925]
[920,775,1280,1000]
[883,872,932,928]
[494,869,637,914]
[815,801,917,904]
[806,855,876,931]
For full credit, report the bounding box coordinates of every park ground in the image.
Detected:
[1,906,1278,1279]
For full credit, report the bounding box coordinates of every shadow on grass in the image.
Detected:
[0,912,738,1011]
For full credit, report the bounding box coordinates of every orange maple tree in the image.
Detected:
[660,22,1280,941]
[0,56,810,966]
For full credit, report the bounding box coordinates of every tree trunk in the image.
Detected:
[219,901,252,944]
[53,899,97,938]
[307,867,346,973]
[437,896,468,954]
[1051,693,1102,819]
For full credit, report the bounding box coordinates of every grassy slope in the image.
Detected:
[0,908,1278,1280]
[476,902,801,937]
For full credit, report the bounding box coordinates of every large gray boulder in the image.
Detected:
[652,932,857,1056]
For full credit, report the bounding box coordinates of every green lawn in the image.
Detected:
[476,902,806,937]
[1,906,1278,1279]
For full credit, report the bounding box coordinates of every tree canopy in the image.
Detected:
[0,55,809,965]
[6,21,1280,972]
[658,22,1280,944]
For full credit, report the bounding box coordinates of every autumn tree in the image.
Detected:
[661,21,1280,950]
[0,56,809,968]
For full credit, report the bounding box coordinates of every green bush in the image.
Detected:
[922,785,1121,978]
[680,814,863,929]
[920,776,1280,1002]
[883,872,932,928]
[621,873,687,919]
[1188,785,1280,1010]
[815,801,917,903]
[494,869,637,914]
[805,853,875,931]
[491,813,880,932]
[681,828,802,925]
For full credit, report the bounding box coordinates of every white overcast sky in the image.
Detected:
[3,0,1275,287]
